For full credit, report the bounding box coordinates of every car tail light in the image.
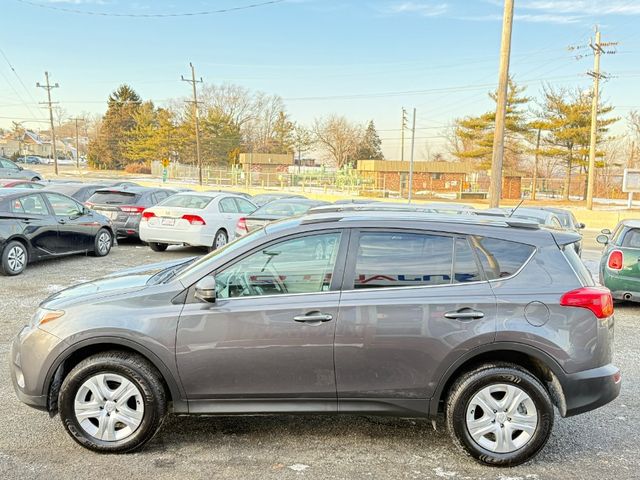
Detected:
[120,205,146,214]
[236,217,248,235]
[608,250,623,270]
[181,214,206,225]
[84,201,94,208]
[141,211,156,222]
[560,286,614,319]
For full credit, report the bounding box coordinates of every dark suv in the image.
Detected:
[10,211,620,466]
[85,186,175,238]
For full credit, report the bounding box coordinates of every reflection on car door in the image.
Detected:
[9,193,58,258]
[43,193,94,252]
[218,197,242,238]
[334,230,497,412]
[176,231,348,412]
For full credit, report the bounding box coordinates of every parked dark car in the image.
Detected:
[236,198,329,236]
[10,210,619,466]
[42,183,106,203]
[0,189,114,275]
[250,193,306,207]
[85,186,176,239]
[0,179,44,189]
[0,157,43,181]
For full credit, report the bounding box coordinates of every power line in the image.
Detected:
[36,71,60,175]
[181,63,204,186]
[15,0,285,17]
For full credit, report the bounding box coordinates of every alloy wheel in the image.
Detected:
[7,245,26,273]
[97,232,112,255]
[74,373,144,442]
[215,232,227,249]
[465,383,538,454]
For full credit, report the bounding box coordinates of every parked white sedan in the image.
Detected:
[139,192,256,252]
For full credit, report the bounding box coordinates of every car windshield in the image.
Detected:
[174,227,267,283]
[159,194,213,209]
[254,201,316,216]
[553,212,573,228]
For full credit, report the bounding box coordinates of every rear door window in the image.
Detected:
[471,237,535,280]
[352,231,454,289]
[219,197,239,213]
[621,229,640,248]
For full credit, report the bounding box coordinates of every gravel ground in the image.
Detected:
[0,243,638,480]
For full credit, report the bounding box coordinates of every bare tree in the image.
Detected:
[313,115,363,168]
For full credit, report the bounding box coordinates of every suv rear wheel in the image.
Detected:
[446,363,554,467]
[58,351,167,453]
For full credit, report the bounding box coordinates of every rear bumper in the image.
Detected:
[139,223,214,247]
[610,290,640,302]
[562,363,621,417]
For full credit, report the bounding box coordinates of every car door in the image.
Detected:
[334,229,497,409]
[8,193,59,259]
[176,230,348,409]
[217,196,242,238]
[0,159,20,178]
[43,192,94,252]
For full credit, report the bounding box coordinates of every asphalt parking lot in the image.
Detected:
[1,243,639,480]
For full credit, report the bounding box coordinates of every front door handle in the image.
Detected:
[58,219,66,224]
[444,309,484,320]
[294,313,333,323]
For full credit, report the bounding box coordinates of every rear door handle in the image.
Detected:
[444,309,484,320]
[294,313,333,323]
[58,219,66,224]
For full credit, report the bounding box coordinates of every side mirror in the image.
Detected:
[194,276,217,303]
[577,223,586,229]
[596,234,609,245]
[601,228,611,235]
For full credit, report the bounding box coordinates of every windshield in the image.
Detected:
[175,227,267,282]
[159,194,213,209]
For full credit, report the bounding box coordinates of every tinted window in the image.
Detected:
[0,159,18,169]
[621,229,640,248]
[45,193,82,216]
[219,197,238,213]
[472,237,535,280]
[255,201,314,216]
[10,194,48,215]
[159,195,213,209]
[563,246,595,286]
[454,237,482,283]
[87,191,140,205]
[215,233,341,298]
[353,232,453,289]
[235,198,257,214]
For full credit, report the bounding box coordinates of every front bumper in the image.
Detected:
[562,363,621,417]
[10,325,65,411]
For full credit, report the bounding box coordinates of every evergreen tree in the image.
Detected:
[356,120,384,160]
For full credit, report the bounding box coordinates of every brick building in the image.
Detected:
[238,153,294,186]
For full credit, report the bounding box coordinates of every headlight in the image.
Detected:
[31,308,65,327]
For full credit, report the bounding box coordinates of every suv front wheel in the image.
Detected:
[446,363,554,467]
[58,351,167,453]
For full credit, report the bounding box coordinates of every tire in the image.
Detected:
[446,363,554,467]
[149,242,168,252]
[1,240,28,276]
[31,176,41,181]
[92,228,113,257]
[58,351,167,453]
[209,229,228,252]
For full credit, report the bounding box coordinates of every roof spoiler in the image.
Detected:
[551,230,582,247]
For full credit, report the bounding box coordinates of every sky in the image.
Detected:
[1,0,640,160]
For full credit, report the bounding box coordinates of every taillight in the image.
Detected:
[608,250,623,270]
[84,202,94,208]
[182,214,206,225]
[560,286,614,319]
[141,211,156,222]
[120,205,146,214]
[236,217,248,235]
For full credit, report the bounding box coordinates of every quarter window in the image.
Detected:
[12,194,48,215]
[454,237,482,283]
[215,233,341,298]
[472,237,535,280]
[235,198,257,214]
[353,232,454,289]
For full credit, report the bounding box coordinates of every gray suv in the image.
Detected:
[10,211,620,466]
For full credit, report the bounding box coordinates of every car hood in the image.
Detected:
[41,256,196,309]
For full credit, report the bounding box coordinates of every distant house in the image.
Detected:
[21,130,53,158]
[356,159,522,200]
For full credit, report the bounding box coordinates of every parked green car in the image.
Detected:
[597,220,640,301]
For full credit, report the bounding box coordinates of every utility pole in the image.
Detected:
[488,0,515,208]
[408,108,416,204]
[36,71,59,175]
[531,127,541,201]
[181,63,203,186]
[71,117,83,169]
[584,28,617,209]
[401,107,408,162]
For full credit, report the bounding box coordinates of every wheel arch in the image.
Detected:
[4,235,31,259]
[45,337,188,416]
[430,342,568,418]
